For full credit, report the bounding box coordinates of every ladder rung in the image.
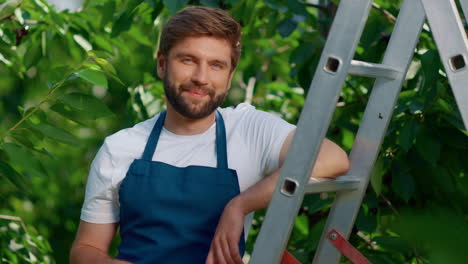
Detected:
[305,176,361,194]
[349,60,400,79]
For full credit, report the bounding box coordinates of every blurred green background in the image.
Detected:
[0,0,467,263]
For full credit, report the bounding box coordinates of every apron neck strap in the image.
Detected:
[141,110,229,169]
[215,110,228,169]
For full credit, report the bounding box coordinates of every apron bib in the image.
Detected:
[117,111,245,264]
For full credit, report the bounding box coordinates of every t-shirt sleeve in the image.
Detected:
[80,141,120,223]
[240,106,296,176]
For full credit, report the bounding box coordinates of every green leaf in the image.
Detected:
[392,169,415,202]
[371,157,384,195]
[373,236,411,253]
[415,130,441,165]
[10,131,35,149]
[99,0,116,28]
[74,69,108,88]
[163,0,189,14]
[23,43,42,69]
[30,122,80,146]
[0,0,21,19]
[290,42,315,65]
[47,66,73,89]
[356,205,377,232]
[303,194,332,214]
[284,0,308,16]
[58,93,113,119]
[420,49,440,93]
[110,0,145,37]
[200,0,218,7]
[293,215,309,237]
[93,35,114,54]
[277,18,297,38]
[90,57,124,85]
[0,160,30,193]
[111,10,135,37]
[398,118,419,152]
[2,143,47,177]
[49,103,93,124]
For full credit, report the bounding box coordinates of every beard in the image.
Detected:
[163,77,228,119]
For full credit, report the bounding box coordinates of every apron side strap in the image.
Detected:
[215,110,228,169]
[141,111,166,161]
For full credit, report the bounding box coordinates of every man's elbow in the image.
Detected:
[336,151,350,176]
[312,148,350,178]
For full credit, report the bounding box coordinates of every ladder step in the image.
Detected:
[305,176,361,194]
[349,60,400,79]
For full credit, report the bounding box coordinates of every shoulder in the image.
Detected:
[219,103,293,130]
[102,114,160,160]
[219,103,283,125]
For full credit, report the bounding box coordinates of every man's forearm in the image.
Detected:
[70,245,130,264]
[232,140,350,215]
[231,169,281,215]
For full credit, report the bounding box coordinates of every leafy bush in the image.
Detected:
[0,215,53,263]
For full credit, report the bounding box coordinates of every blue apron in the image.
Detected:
[117,110,245,264]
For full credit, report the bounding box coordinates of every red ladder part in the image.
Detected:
[280,251,301,264]
[327,229,372,264]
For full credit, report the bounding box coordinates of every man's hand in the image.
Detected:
[206,198,245,264]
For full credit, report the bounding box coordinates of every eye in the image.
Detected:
[211,62,225,70]
[181,57,194,64]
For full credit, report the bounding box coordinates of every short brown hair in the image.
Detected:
[159,6,242,70]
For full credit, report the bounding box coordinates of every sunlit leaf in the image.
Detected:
[371,157,384,196]
[0,0,21,19]
[73,35,93,52]
[293,215,309,237]
[74,68,108,88]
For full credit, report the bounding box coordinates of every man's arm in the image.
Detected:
[70,220,131,264]
[205,130,350,264]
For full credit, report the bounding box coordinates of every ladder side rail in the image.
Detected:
[420,0,468,129]
[312,0,426,263]
[249,0,375,263]
[457,0,468,29]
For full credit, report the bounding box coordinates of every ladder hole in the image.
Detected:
[325,57,341,73]
[450,54,466,71]
[281,179,298,196]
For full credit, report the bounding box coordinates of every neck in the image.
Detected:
[163,104,216,135]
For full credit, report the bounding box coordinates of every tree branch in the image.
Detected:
[372,3,397,23]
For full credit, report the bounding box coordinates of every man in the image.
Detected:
[70,6,349,264]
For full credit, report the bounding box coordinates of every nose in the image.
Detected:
[191,64,209,86]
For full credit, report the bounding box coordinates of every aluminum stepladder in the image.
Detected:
[250,0,468,263]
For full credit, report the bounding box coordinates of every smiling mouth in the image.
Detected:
[185,89,208,97]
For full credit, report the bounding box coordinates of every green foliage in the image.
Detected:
[0,216,53,263]
[0,0,467,263]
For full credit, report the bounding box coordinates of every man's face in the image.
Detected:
[157,36,235,119]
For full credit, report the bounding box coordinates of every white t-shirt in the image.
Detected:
[80,103,295,236]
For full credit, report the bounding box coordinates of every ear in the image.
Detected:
[156,51,166,79]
